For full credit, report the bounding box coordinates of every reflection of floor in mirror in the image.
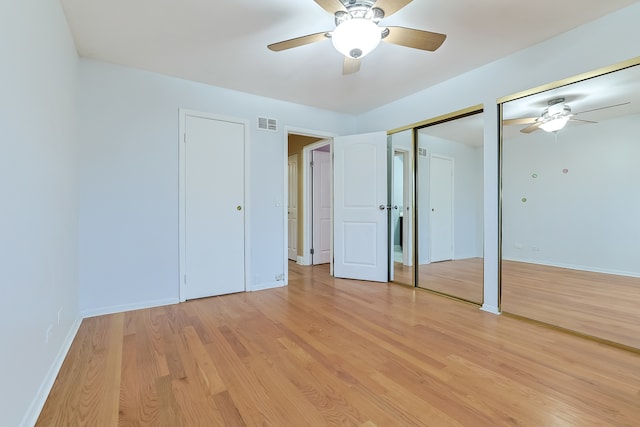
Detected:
[502,260,640,350]
[393,258,484,304]
[393,245,402,263]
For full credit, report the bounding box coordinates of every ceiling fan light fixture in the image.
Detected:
[539,115,570,132]
[331,18,381,59]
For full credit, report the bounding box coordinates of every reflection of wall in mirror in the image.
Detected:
[418,135,484,264]
[502,113,640,277]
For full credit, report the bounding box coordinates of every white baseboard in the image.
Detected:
[20,317,82,427]
[81,297,179,318]
[251,281,286,292]
[480,304,501,315]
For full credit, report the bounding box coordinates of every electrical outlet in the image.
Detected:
[57,307,63,325]
[275,273,284,281]
[45,324,53,343]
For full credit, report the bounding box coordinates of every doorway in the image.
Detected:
[285,131,334,284]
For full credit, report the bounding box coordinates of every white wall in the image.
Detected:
[502,114,640,276]
[0,1,80,426]
[76,60,357,315]
[417,136,483,263]
[356,3,640,313]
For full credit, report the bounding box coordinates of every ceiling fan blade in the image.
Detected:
[343,57,361,75]
[373,0,412,17]
[268,31,330,52]
[382,27,446,51]
[575,102,630,116]
[503,117,538,126]
[569,118,597,124]
[521,122,542,134]
[313,0,347,14]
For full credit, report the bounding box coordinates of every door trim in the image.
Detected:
[287,154,299,261]
[179,109,251,301]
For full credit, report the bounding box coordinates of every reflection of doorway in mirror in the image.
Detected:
[388,129,414,286]
[392,152,404,264]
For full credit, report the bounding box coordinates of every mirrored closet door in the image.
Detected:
[500,60,640,349]
[415,110,484,303]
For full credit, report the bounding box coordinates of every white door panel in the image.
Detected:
[313,150,331,264]
[184,115,245,299]
[430,155,454,262]
[334,131,388,282]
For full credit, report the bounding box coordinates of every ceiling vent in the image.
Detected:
[257,116,278,132]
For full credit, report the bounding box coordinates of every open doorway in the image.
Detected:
[286,132,333,279]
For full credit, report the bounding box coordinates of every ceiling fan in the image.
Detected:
[267,0,447,75]
[504,98,631,133]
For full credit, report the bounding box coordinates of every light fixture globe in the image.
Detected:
[331,18,381,59]
[539,116,570,132]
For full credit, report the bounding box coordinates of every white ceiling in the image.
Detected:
[60,0,637,114]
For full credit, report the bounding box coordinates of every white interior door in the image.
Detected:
[183,115,245,299]
[288,155,298,261]
[334,131,388,282]
[430,155,454,262]
[312,150,331,264]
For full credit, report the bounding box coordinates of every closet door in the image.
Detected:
[182,114,245,299]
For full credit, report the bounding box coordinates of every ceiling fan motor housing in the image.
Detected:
[542,98,571,121]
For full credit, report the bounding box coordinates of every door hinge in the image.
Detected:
[183,133,187,143]
[183,274,187,284]
[310,161,314,167]
[310,248,315,255]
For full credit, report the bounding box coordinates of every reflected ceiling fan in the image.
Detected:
[268,0,446,75]
[504,98,630,133]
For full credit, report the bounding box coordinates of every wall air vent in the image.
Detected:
[257,116,278,132]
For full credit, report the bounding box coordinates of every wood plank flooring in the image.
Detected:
[37,262,640,426]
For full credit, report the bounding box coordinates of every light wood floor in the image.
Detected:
[502,260,640,350]
[37,262,640,426]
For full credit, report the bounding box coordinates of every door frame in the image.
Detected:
[284,127,336,284]
[287,154,299,261]
[179,109,251,302]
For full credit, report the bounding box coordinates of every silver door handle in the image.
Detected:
[379,205,386,210]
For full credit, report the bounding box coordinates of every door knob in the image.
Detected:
[237,205,242,211]
[379,205,386,210]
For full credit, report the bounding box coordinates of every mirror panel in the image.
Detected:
[416,112,484,303]
[388,130,414,286]
[500,63,640,349]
